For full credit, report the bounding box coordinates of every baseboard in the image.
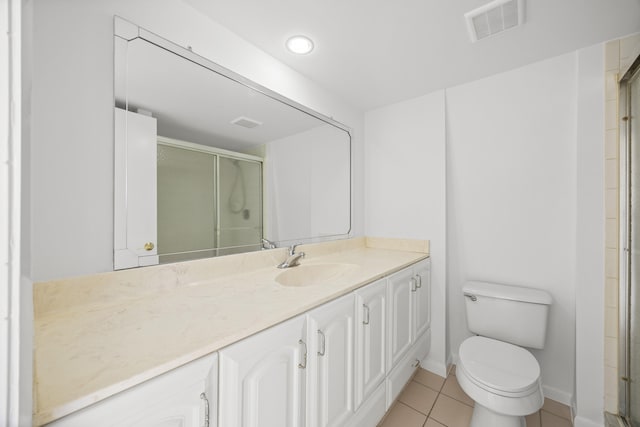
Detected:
[420,356,447,378]
[574,415,605,427]
[542,384,573,407]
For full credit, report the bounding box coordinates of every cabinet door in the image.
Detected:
[413,260,431,339]
[219,315,306,427]
[48,353,217,427]
[386,268,415,372]
[354,278,386,409]
[307,294,355,427]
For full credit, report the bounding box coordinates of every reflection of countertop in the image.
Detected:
[33,237,429,425]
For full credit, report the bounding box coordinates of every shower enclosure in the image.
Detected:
[157,138,263,263]
[621,54,640,427]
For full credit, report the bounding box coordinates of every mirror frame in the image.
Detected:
[113,16,353,267]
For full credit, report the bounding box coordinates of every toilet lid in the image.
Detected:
[459,336,540,394]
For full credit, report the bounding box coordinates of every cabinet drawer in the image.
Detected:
[385,330,430,409]
[348,382,385,427]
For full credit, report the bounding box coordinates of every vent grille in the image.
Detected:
[465,0,524,42]
[231,116,262,129]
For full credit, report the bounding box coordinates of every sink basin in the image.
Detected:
[276,263,358,287]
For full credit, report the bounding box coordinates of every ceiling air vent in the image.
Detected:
[231,116,262,129]
[465,0,524,43]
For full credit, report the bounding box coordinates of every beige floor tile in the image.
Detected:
[448,364,457,376]
[541,410,573,427]
[379,402,427,427]
[399,381,439,415]
[526,410,541,427]
[430,394,473,427]
[441,374,474,407]
[425,418,446,427]
[541,398,572,420]
[413,368,446,392]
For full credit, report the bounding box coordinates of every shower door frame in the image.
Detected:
[620,54,640,426]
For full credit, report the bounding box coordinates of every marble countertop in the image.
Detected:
[33,237,429,425]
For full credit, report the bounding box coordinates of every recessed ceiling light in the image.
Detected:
[286,35,314,55]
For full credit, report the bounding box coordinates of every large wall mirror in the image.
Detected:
[113,18,352,269]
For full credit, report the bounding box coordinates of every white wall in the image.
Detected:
[446,53,578,403]
[30,0,364,281]
[574,44,605,427]
[265,125,351,245]
[364,90,448,375]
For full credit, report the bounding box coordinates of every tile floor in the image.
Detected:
[378,366,574,427]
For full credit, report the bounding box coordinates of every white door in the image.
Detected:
[219,315,306,427]
[413,260,431,339]
[114,107,159,269]
[386,268,414,371]
[354,278,387,409]
[307,294,355,427]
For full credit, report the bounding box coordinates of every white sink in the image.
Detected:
[275,263,357,287]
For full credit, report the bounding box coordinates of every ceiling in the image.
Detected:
[118,37,334,152]
[183,0,640,111]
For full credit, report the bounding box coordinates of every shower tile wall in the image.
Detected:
[604,33,640,414]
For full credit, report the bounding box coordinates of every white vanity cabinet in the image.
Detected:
[385,258,432,408]
[218,314,307,427]
[48,258,430,427]
[306,294,355,427]
[413,260,431,339]
[386,259,431,371]
[354,278,387,409]
[386,268,415,372]
[48,353,218,427]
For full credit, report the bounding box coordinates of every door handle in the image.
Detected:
[200,392,210,427]
[317,330,326,356]
[298,339,307,369]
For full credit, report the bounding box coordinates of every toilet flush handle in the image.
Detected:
[464,293,478,302]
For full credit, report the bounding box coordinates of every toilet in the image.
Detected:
[457,281,553,427]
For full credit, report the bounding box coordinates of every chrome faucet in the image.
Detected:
[277,244,305,269]
[261,238,277,250]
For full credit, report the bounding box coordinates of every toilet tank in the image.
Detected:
[463,281,553,349]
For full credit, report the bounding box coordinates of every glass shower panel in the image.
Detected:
[217,157,263,255]
[157,144,216,263]
[630,63,640,427]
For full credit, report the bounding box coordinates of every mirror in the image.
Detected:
[114,18,351,269]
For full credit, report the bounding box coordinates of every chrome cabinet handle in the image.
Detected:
[363,304,370,325]
[298,339,307,369]
[415,274,422,289]
[318,330,326,356]
[410,277,417,292]
[200,392,210,427]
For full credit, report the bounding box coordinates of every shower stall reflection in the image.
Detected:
[157,139,263,264]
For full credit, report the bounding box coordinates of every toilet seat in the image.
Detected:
[458,336,540,397]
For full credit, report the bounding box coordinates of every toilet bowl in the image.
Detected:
[457,336,543,427]
[459,281,552,427]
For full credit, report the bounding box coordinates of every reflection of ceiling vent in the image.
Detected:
[231,116,263,129]
[465,0,524,43]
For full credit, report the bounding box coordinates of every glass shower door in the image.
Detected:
[157,144,217,263]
